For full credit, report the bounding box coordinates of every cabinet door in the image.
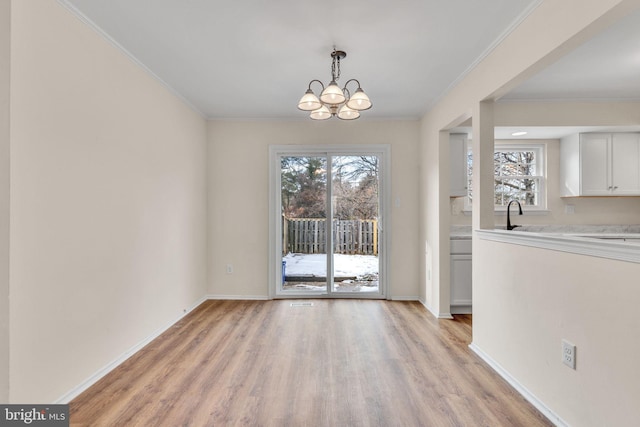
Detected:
[611,133,640,195]
[450,254,472,308]
[449,134,468,197]
[580,134,611,195]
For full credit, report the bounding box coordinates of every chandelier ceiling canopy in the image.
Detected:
[298,49,372,120]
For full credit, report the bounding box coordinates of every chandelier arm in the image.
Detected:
[307,79,325,91]
[342,79,361,91]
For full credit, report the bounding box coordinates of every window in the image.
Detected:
[466,144,546,210]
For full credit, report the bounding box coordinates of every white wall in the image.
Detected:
[8,0,207,402]
[474,239,640,425]
[208,120,420,299]
[419,124,451,315]
[0,0,10,404]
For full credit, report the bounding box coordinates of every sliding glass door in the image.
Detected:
[271,146,388,298]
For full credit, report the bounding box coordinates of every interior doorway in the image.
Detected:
[269,145,389,298]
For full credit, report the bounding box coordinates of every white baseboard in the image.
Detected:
[419,298,454,319]
[206,294,270,300]
[55,296,208,404]
[389,295,420,301]
[469,342,567,427]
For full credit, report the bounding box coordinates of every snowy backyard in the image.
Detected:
[282,253,379,293]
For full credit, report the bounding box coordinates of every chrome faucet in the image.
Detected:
[507,200,523,230]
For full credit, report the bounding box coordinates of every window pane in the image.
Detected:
[527,161,537,175]
[503,162,520,176]
[494,151,537,176]
[281,156,327,219]
[494,177,540,206]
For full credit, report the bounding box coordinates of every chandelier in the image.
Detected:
[297,49,372,120]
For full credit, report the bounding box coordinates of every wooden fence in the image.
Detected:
[283,217,378,255]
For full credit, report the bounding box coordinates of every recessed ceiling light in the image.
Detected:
[511,131,528,136]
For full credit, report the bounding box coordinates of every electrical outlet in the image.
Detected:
[226,264,233,274]
[562,339,576,369]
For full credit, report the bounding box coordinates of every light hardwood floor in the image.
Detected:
[70,300,552,426]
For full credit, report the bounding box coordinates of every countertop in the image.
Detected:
[475,226,640,264]
[514,224,640,234]
[451,225,640,262]
[450,224,640,239]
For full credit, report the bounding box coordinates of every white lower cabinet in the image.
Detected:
[450,239,472,314]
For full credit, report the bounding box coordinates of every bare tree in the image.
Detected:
[332,156,379,219]
[281,155,379,220]
[281,156,326,218]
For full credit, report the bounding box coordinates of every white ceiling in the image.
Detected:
[61,0,540,119]
[60,0,640,122]
[502,7,640,102]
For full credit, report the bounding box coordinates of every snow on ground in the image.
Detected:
[282,253,379,293]
[282,253,378,277]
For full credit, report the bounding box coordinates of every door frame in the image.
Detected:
[268,144,391,299]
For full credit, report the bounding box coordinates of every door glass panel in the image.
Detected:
[331,155,380,293]
[281,156,328,292]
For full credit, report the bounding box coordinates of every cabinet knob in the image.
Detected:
[614,186,619,190]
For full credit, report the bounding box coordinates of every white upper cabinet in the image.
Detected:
[449,133,468,197]
[611,133,640,195]
[580,133,611,195]
[560,133,640,196]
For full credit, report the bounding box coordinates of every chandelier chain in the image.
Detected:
[331,53,341,82]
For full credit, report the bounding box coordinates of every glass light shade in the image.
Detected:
[297,89,322,111]
[346,88,372,110]
[319,81,346,105]
[337,104,360,120]
[310,105,332,120]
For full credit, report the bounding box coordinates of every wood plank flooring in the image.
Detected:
[70,300,552,426]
